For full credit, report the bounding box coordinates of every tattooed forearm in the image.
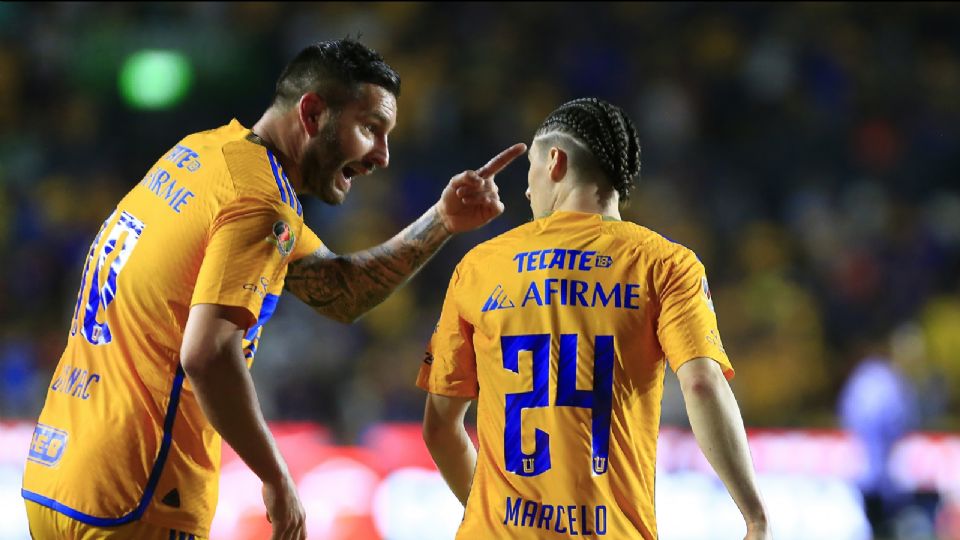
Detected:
[284,205,451,323]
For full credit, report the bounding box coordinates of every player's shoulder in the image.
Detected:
[189,120,302,214]
[459,220,539,269]
[178,119,247,162]
[604,220,701,265]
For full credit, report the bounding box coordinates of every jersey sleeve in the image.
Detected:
[191,196,300,328]
[291,223,324,261]
[416,264,479,398]
[657,250,734,379]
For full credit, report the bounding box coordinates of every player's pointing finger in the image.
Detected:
[477,143,527,178]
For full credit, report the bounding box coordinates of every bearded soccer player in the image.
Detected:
[418,98,771,539]
[22,39,525,540]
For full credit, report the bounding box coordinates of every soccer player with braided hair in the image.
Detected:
[418,98,771,539]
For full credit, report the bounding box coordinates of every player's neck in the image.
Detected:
[552,185,621,220]
[251,108,305,192]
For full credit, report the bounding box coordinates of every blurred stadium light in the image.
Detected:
[118,49,193,110]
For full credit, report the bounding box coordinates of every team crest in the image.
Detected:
[267,220,296,257]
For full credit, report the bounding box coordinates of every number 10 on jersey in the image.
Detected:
[502,333,614,477]
[70,210,145,345]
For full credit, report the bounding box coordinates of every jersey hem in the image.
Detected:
[21,366,188,528]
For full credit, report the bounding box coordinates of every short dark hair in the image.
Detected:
[535,98,641,201]
[272,38,401,110]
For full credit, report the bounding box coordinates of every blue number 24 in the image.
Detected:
[501,333,615,477]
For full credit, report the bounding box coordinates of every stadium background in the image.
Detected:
[1,2,959,539]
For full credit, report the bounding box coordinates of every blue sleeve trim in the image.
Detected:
[22,365,187,526]
[243,292,280,342]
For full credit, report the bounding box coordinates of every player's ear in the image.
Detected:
[298,92,329,137]
[547,146,567,182]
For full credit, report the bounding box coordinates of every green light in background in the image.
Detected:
[119,50,193,110]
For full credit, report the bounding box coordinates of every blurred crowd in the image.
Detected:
[1,2,958,444]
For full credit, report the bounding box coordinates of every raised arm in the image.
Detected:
[284,207,448,323]
[677,357,771,540]
[284,143,526,323]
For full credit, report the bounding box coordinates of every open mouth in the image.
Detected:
[342,160,376,182]
[337,162,376,192]
[342,165,360,180]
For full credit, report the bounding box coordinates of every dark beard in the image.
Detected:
[301,116,347,205]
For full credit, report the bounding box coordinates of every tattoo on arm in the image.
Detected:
[284,207,451,323]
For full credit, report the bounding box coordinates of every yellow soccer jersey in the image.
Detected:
[417,211,733,539]
[22,120,323,536]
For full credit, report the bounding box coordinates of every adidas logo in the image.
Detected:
[481,285,515,312]
[161,488,181,508]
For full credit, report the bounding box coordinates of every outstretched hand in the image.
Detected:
[435,143,527,234]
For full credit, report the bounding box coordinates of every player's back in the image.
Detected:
[22,120,315,536]
[425,210,730,539]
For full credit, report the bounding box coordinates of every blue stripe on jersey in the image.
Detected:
[279,161,302,216]
[242,293,280,360]
[276,154,295,205]
[266,149,288,204]
[244,293,280,342]
[22,366,187,526]
[286,171,302,216]
[266,149,302,216]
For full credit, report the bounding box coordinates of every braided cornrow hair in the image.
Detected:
[535,97,641,201]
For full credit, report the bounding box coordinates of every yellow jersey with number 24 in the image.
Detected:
[417,211,733,539]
